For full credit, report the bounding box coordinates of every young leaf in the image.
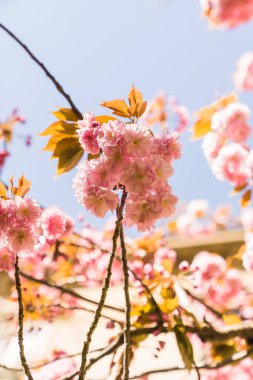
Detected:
[51,108,80,122]
[57,148,83,175]
[95,115,117,124]
[0,181,7,199]
[240,189,251,207]
[175,327,194,370]
[17,175,31,197]
[101,99,129,118]
[193,93,238,139]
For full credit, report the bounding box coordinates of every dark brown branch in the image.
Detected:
[20,271,124,313]
[183,287,223,319]
[14,256,34,380]
[0,22,82,118]
[120,219,131,380]
[78,190,128,380]
[129,268,164,327]
[129,346,253,379]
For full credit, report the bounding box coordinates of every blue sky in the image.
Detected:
[1,0,253,227]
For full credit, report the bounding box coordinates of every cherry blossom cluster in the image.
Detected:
[0,196,73,272]
[234,52,253,91]
[186,252,243,311]
[141,92,189,132]
[168,199,238,237]
[201,101,253,188]
[73,112,181,231]
[200,0,253,29]
[241,208,253,271]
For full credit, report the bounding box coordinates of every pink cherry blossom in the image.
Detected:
[7,224,36,252]
[211,143,250,187]
[191,251,227,283]
[121,123,152,158]
[77,112,101,154]
[15,196,41,223]
[211,103,251,143]
[80,185,118,218]
[41,207,68,244]
[201,0,253,29]
[0,243,15,271]
[234,52,253,91]
[202,132,224,163]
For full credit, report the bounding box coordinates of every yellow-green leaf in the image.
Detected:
[101,99,129,118]
[52,138,80,158]
[241,189,251,207]
[175,327,193,370]
[0,181,7,199]
[51,108,80,122]
[193,93,238,139]
[95,115,117,124]
[57,148,83,175]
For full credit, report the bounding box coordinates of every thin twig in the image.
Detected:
[183,287,223,319]
[0,22,82,118]
[120,216,131,380]
[14,256,34,380]
[129,268,164,327]
[20,271,124,313]
[78,190,128,380]
[129,346,253,379]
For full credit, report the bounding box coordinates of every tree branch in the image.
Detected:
[0,22,82,118]
[20,271,124,313]
[78,190,128,380]
[14,255,34,380]
[129,346,253,379]
[120,217,131,380]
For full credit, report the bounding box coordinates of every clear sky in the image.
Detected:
[1,0,253,227]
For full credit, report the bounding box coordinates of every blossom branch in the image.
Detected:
[0,22,82,118]
[129,346,253,379]
[78,190,128,380]
[183,287,223,319]
[14,255,34,380]
[20,271,124,313]
[120,217,131,380]
[129,268,164,327]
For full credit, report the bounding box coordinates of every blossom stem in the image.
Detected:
[14,255,34,380]
[120,218,131,380]
[78,190,127,380]
[0,22,82,118]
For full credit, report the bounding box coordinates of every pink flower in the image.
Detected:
[7,225,36,252]
[41,207,67,244]
[211,143,250,186]
[202,132,223,163]
[211,103,251,143]
[15,196,41,224]
[157,185,177,218]
[191,252,227,283]
[80,185,118,218]
[125,192,161,231]
[86,157,120,188]
[121,161,154,193]
[77,112,100,154]
[234,52,253,91]
[206,269,243,309]
[0,243,15,271]
[186,199,209,218]
[153,132,181,162]
[97,119,124,149]
[121,123,152,158]
[243,246,253,271]
[0,150,9,168]
[201,0,253,29]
